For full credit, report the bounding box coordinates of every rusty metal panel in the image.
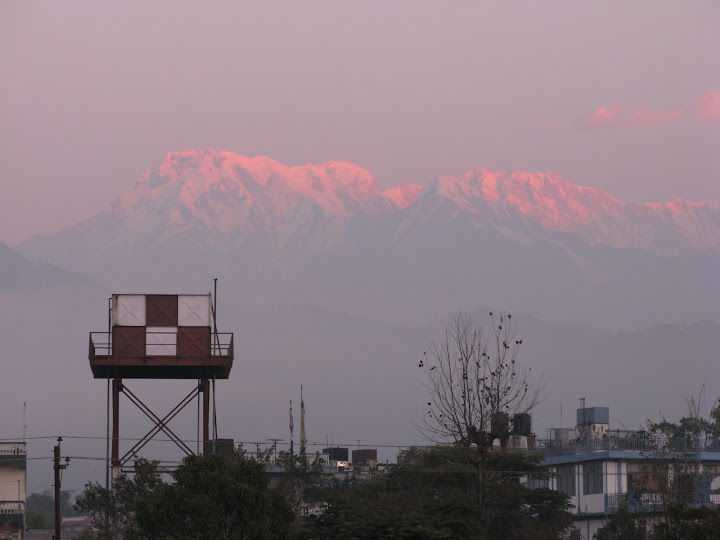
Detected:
[178,327,211,357]
[146,327,178,356]
[146,295,178,327]
[114,295,146,326]
[112,327,145,357]
[178,295,211,327]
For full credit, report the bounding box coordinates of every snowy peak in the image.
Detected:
[416,168,719,254]
[383,183,423,209]
[428,169,624,227]
[479,170,625,228]
[128,149,390,218]
[101,149,406,254]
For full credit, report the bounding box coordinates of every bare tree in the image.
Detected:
[417,311,544,514]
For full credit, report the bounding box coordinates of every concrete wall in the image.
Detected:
[0,467,25,502]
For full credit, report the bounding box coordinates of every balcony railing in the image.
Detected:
[606,492,663,509]
[0,443,26,456]
[0,502,24,514]
[89,331,234,357]
[535,436,720,458]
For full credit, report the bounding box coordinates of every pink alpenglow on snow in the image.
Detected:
[383,184,423,209]
[76,149,720,257]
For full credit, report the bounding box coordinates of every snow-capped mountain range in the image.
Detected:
[132,150,719,253]
[17,149,720,329]
[28,149,719,257]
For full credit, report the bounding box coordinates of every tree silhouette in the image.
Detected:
[417,311,544,519]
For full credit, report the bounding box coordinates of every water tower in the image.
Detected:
[88,292,233,479]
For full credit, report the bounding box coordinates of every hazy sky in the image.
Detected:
[1,1,719,244]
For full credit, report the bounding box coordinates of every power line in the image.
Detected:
[2,434,430,449]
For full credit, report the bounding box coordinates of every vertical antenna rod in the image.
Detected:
[106,296,112,490]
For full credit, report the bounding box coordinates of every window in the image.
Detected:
[627,462,664,492]
[557,465,575,496]
[583,462,603,495]
[528,477,549,490]
[703,463,720,479]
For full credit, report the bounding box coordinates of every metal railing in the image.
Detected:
[535,436,720,457]
[606,490,720,509]
[210,332,233,357]
[0,501,24,514]
[89,331,233,357]
[0,443,26,456]
[89,332,111,357]
[606,492,663,508]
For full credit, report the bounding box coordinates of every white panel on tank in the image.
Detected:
[114,295,146,326]
[178,295,211,327]
[146,327,178,356]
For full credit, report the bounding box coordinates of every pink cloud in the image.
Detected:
[577,103,684,130]
[574,90,719,131]
[692,89,720,123]
[578,104,621,129]
[628,107,683,128]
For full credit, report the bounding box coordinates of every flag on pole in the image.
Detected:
[289,400,294,436]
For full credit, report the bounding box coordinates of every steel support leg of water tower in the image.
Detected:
[201,378,210,455]
[112,377,121,480]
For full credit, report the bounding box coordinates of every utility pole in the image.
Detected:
[54,437,68,540]
[267,438,283,464]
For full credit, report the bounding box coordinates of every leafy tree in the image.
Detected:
[596,502,720,540]
[26,489,77,524]
[75,452,294,540]
[594,502,646,540]
[654,503,720,539]
[649,392,720,449]
[74,458,165,539]
[74,530,99,540]
[273,448,327,517]
[25,508,51,529]
[417,311,544,522]
[301,445,571,539]
[135,452,294,539]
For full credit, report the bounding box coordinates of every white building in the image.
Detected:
[0,442,27,540]
[537,407,720,539]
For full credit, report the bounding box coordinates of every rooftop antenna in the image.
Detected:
[211,279,219,442]
[22,402,26,442]
[106,295,112,490]
[212,278,220,355]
